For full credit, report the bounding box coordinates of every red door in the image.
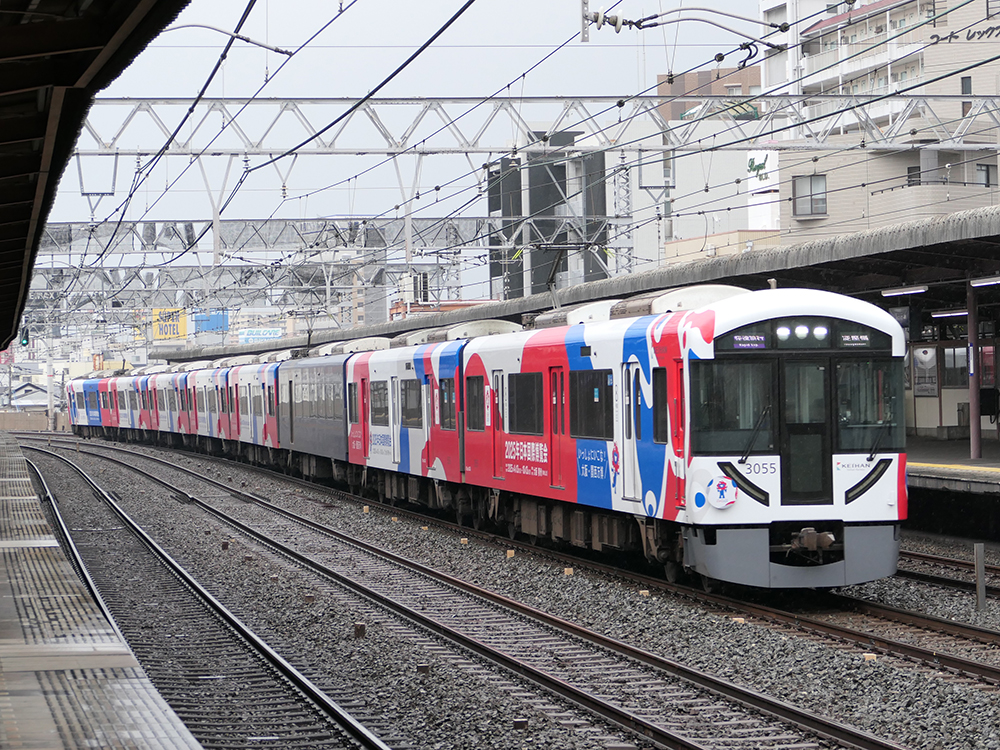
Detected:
[549,367,564,488]
[492,370,504,479]
[360,377,370,458]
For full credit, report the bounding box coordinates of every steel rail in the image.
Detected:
[25,445,393,750]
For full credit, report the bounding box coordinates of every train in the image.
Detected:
[68,284,907,589]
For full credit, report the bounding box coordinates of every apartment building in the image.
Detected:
[760,0,1000,244]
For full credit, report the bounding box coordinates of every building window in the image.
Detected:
[943,346,968,387]
[961,76,973,95]
[978,164,999,187]
[725,85,742,96]
[508,372,544,436]
[569,369,614,441]
[401,379,423,428]
[793,174,827,216]
[991,0,1000,18]
[466,375,485,431]
[370,381,389,426]
[439,377,456,430]
[907,166,921,186]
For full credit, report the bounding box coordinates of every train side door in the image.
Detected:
[360,377,370,459]
[780,359,833,504]
[391,376,401,464]
[548,366,565,488]
[622,363,643,501]
[492,369,504,479]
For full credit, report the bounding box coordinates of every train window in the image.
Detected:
[440,378,456,430]
[87,391,98,410]
[239,386,249,416]
[653,368,669,443]
[466,376,485,431]
[371,381,390,426]
[168,390,177,411]
[331,382,345,421]
[632,370,642,441]
[690,360,775,455]
[348,383,359,423]
[129,391,138,411]
[118,391,125,410]
[209,388,218,415]
[253,389,263,417]
[401,380,423,428]
[158,391,166,411]
[836,359,904,452]
[509,372,544,436]
[77,392,85,410]
[267,385,275,417]
[569,369,614,440]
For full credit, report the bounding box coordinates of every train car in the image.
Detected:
[278,353,350,480]
[346,339,466,503]
[190,368,221,441]
[463,287,905,588]
[67,378,101,435]
[234,362,280,460]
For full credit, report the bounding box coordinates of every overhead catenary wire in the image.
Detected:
[60,0,992,327]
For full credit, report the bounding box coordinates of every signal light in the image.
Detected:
[18,328,28,346]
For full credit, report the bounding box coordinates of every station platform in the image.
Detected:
[0,433,200,749]
[906,435,1000,494]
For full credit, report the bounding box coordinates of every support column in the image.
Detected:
[969,281,981,459]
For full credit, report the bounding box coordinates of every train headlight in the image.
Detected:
[794,325,810,339]
[813,325,829,341]
[776,325,791,341]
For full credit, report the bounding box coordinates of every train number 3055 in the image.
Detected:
[742,461,777,475]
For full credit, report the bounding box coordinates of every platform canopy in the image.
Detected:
[0,0,190,349]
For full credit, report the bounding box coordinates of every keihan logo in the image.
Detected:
[748,155,768,181]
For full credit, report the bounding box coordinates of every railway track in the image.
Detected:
[24,435,1000,691]
[30,436,911,750]
[26,446,393,750]
[896,549,1000,597]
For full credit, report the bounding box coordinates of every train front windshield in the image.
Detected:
[690,317,904,505]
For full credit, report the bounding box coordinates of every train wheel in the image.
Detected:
[664,561,679,584]
[506,521,517,540]
[700,574,717,594]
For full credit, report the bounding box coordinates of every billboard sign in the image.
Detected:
[238,328,282,345]
[152,309,187,340]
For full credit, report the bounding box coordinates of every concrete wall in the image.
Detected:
[0,412,68,432]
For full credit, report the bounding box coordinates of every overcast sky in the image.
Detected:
[109,0,756,98]
[50,1,760,224]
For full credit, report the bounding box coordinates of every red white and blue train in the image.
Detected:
[68,285,907,589]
